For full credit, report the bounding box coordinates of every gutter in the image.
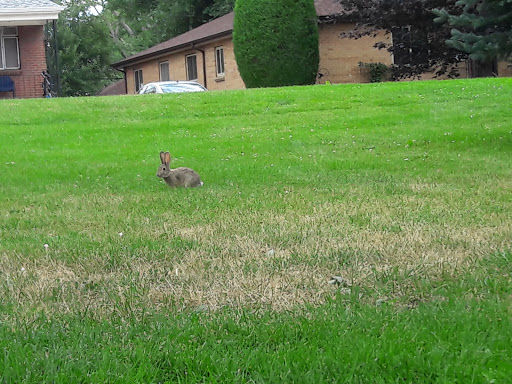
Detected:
[0,6,65,24]
[193,44,208,89]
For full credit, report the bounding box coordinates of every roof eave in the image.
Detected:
[113,30,233,70]
[317,12,358,24]
[0,7,65,26]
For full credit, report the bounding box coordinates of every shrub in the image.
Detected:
[233,0,319,88]
[358,62,389,83]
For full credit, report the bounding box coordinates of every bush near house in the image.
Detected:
[233,0,319,87]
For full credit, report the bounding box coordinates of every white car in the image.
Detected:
[139,81,207,94]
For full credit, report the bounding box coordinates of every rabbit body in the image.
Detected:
[157,151,203,188]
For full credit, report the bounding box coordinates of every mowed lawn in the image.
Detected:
[0,78,511,382]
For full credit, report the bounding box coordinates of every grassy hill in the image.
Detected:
[0,78,511,382]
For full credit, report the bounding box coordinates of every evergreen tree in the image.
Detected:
[233,0,319,88]
[434,0,512,62]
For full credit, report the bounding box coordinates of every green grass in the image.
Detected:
[0,78,511,382]
[1,252,511,383]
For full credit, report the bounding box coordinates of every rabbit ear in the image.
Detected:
[160,151,166,164]
[164,152,171,165]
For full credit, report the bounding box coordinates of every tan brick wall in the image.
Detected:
[497,61,512,77]
[203,39,246,91]
[125,36,245,94]
[0,25,46,99]
[317,23,392,84]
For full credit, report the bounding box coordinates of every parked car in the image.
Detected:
[139,81,207,94]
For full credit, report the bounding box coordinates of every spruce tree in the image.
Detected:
[233,0,319,88]
[434,0,512,62]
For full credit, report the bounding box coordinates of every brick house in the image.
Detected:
[113,0,512,94]
[0,0,64,99]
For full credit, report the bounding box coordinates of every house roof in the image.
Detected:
[0,0,63,7]
[315,0,346,17]
[114,12,235,69]
[98,79,127,96]
[113,0,349,69]
[0,0,65,26]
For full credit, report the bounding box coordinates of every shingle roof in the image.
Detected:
[114,12,234,68]
[315,0,346,17]
[0,0,62,8]
[98,79,126,96]
[113,0,349,69]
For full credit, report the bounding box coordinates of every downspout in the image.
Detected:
[52,20,61,97]
[193,44,207,89]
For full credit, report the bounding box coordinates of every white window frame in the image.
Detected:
[186,54,198,81]
[159,61,170,81]
[215,46,225,77]
[0,27,20,70]
[134,69,143,93]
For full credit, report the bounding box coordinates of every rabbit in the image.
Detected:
[157,151,203,188]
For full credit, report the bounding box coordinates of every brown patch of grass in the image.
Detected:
[2,189,509,319]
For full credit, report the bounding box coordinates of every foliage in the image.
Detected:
[105,0,235,52]
[48,0,121,96]
[338,0,467,79]
[233,0,319,87]
[433,0,512,62]
[358,61,389,82]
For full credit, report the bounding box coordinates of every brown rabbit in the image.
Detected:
[157,151,203,188]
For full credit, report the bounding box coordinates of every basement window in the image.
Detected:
[0,27,20,70]
[186,54,198,81]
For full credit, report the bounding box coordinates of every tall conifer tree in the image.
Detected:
[233,0,319,88]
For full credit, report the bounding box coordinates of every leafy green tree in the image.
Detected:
[105,0,235,54]
[233,0,319,88]
[434,0,512,62]
[47,0,122,96]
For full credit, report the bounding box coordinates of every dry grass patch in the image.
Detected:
[2,186,510,317]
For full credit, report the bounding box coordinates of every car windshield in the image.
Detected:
[159,83,205,93]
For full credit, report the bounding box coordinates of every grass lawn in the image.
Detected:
[0,78,511,382]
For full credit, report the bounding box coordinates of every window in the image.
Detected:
[134,69,143,93]
[0,27,20,70]
[215,47,225,77]
[159,61,170,81]
[186,54,197,81]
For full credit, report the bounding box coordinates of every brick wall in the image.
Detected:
[125,36,245,94]
[317,23,392,84]
[0,25,46,99]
